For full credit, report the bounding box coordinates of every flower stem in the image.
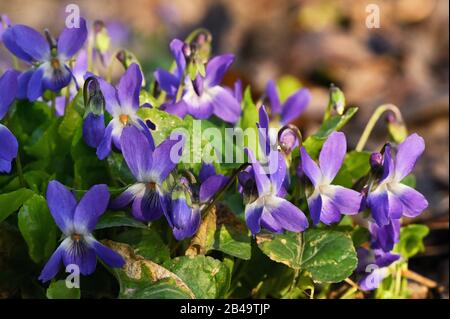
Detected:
[201,163,250,217]
[50,93,56,115]
[355,104,404,152]
[16,151,26,188]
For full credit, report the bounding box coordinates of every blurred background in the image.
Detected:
[1,0,448,297]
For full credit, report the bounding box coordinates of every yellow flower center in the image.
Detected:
[71,233,82,242]
[50,58,61,69]
[119,114,129,125]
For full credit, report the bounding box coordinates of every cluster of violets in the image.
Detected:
[0,16,428,290]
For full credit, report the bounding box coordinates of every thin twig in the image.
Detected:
[401,269,438,288]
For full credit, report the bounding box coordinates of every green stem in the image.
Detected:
[105,160,118,187]
[355,104,403,152]
[87,35,94,73]
[50,93,56,115]
[287,232,304,297]
[201,163,250,217]
[16,151,26,188]
[323,100,332,122]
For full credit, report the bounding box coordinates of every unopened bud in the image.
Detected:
[370,152,383,178]
[195,32,208,46]
[84,77,105,115]
[279,127,299,154]
[385,112,396,123]
[93,20,105,33]
[329,84,346,115]
[278,124,302,155]
[370,152,383,168]
[182,42,192,58]
[93,20,110,54]
[386,117,408,144]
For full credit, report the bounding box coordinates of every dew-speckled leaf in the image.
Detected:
[301,229,357,283]
[137,107,186,145]
[164,255,231,299]
[257,232,303,269]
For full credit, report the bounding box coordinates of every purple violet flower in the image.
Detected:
[111,125,183,222]
[366,134,428,227]
[166,176,201,240]
[369,219,401,253]
[2,18,87,101]
[155,39,241,123]
[39,181,125,282]
[165,163,228,240]
[0,69,20,173]
[357,247,400,291]
[95,63,153,159]
[266,79,311,125]
[0,14,11,40]
[241,148,308,235]
[54,49,88,116]
[300,131,363,225]
[154,39,185,99]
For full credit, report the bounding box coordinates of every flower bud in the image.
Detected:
[370,152,383,179]
[329,84,346,115]
[370,152,383,169]
[278,127,299,154]
[182,42,192,59]
[93,20,110,54]
[385,111,408,143]
[84,77,105,115]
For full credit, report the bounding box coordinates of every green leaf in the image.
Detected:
[18,194,57,263]
[185,205,251,260]
[238,86,257,131]
[401,174,416,188]
[333,151,370,187]
[74,155,108,189]
[24,120,60,159]
[276,75,302,102]
[106,152,135,185]
[23,170,52,193]
[351,226,370,247]
[96,211,147,230]
[58,91,83,143]
[112,228,170,264]
[103,240,195,299]
[137,107,186,145]
[46,280,80,299]
[122,278,193,298]
[0,188,34,222]
[395,224,429,259]
[8,100,53,147]
[164,255,231,298]
[257,229,357,283]
[303,107,358,159]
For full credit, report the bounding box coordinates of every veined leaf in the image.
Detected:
[257,229,357,283]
